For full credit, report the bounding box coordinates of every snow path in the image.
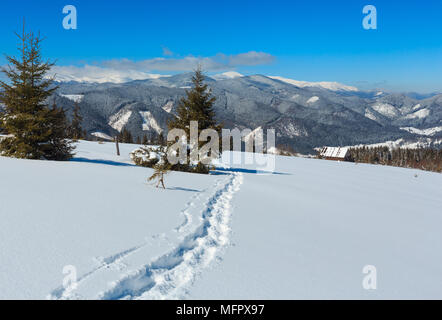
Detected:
[174,185,206,234]
[99,173,243,300]
[48,172,243,300]
[48,242,149,300]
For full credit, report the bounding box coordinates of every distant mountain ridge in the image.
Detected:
[52,73,442,154]
[268,76,359,92]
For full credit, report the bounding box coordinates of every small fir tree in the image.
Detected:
[147,145,170,189]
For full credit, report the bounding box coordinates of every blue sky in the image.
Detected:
[1,0,441,92]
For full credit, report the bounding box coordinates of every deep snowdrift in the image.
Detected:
[0,140,441,299]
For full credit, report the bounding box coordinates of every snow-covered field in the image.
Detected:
[0,140,441,299]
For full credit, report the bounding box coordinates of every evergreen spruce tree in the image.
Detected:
[142,134,149,145]
[168,66,220,136]
[0,26,74,160]
[167,67,221,173]
[69,102,84,141]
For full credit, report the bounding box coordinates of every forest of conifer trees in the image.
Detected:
[349,146,442,173]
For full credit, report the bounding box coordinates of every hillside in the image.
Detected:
[0,140,441,299]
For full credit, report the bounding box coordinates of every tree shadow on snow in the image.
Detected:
[70,157,136,167]
[167,187,201,192]
[211,167,290,176]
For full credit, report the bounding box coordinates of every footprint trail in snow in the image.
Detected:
[48,173,243,300]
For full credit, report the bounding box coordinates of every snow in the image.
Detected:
[371,103,400,118]
[60,94,84,103]
[405,108,430,119]
[243,127,262,142]
[306,96,319,104]
[91,132,114,140]
[189,153,442,299]
[0,140,221,299]
[400,126,442,136]
[277,122,308,138]
[267,146,279,155]
[413,103,422,110]
[365,109,377,121]
[139,111,162,133]
[162,101,174,113]
[269,76,359,92]
[0,141,441,299]
[100,173,244,300]
[212,71,244,80]
[109,111,132,132]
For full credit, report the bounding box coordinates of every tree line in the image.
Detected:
[349,146,442,173]
[117,128,166,146]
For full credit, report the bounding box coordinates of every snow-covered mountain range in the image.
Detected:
[53,72,442,153]
[268,76,359,92]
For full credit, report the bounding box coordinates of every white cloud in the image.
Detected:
[227,51,274,66]
[49,65,168,83]
[102,56,225,72]
[48,51,275,83]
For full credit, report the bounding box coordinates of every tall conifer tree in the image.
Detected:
[168,67,220,136]
[0,25,74,160]
[69,102,84,141]
[167,67,221,173]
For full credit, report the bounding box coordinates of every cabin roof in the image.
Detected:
[320,147,349,158]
